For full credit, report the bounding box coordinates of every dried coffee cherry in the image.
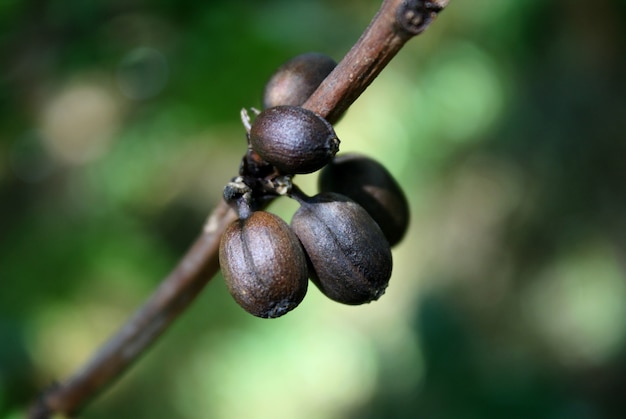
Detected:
[263,52,337,109]
[291,191,392,305]
[249,105,339,174]
[219,210,308,318]
[318,153,410,246]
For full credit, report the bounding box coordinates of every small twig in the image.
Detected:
[29,0,448,417]
[305,0,449,123]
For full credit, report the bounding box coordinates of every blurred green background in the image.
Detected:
[2,0,626,418]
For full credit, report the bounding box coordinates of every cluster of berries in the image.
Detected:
[219,53,409,318]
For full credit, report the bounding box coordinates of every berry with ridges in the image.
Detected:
[219,210,308,318]
[291,191,392,305]
[319,153,410,246]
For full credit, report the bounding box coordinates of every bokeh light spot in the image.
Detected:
[40,82,121,165]
[422,41,504,143]
[175,319,378,419]
[523,241,626,366]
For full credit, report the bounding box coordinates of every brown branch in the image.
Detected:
[28,0,449,417]
[306,0,449,123]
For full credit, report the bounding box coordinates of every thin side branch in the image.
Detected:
[30,202,237,418]
[29,0,448,417]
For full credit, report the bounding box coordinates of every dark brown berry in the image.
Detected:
[219,211,308,318]
[291,192,392,305]
[318,153,410,246]
[263,52,337,109]
[249,105,339,174]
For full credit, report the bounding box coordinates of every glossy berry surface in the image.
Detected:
[219,211,308,318]
[263,52,337,109]
[318,153,410,246]
[249,105,339,174]
[291,192,392,305]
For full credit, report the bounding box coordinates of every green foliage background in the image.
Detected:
[2,0,626,418]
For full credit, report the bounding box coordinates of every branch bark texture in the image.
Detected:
[29,0,449,417]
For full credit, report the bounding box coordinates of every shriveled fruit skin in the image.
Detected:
[219,211,308,318]
[291,192,392,305]
[249,106,339,175]
[263,52,337,109]
[319,153,410,246]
